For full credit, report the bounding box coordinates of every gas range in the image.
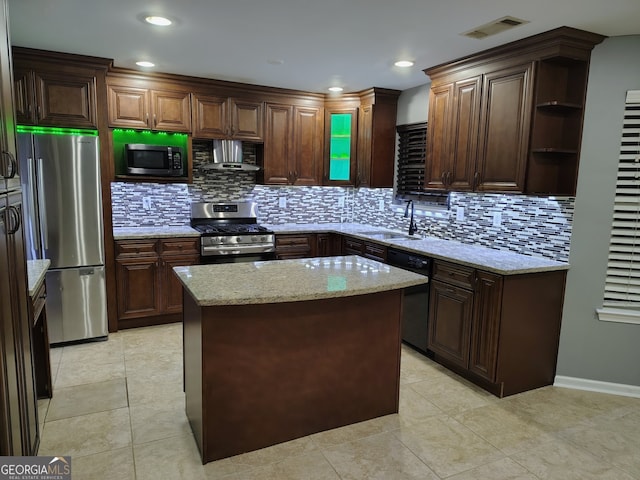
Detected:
[191,202,276,262]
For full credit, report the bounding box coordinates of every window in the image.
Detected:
[395,122,449,209]
[597,90,640,324]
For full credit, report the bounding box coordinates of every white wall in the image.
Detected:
[556,35,640,387]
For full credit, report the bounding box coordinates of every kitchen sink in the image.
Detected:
[362,232,421,241]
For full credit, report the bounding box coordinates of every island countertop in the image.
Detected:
[174,255,428,306]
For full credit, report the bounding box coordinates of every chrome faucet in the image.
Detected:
[404,200,418,236]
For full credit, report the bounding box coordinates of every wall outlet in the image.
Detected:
[456,206,464,221]
[142,197,152,210]
[338,196,345,207]
[492,211,502,227]
[278,196,287,208]
[378,200,385,211]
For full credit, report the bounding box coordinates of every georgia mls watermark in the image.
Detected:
[0,456,71,480]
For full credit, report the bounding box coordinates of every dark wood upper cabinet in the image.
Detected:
[192,94,263,141]
[13,65,97,128]
[424,26,605,196]
[476,62,533,192]
[262,102,323,185]
[107,83,191,132]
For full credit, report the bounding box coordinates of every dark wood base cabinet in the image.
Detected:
[114,237,199,329]
[1,192,39,455]
[428,260,566,397]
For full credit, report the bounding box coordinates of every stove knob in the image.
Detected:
[251,235,258,242]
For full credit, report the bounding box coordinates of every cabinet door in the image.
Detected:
[469,271,503,382]
[316,233,341,257]
[324,109,357,185]
[356,104,373,187]
[427,279,473,369]
[12,67,34,125]
[476,63,533,192]
[192,94,227,138]
[115,257,161,319]
[107,85,149,129]
[4,193,38,454]
[449,77,481,191]
[291,106,323,185]
[0,195,23,454]
[230,99,263,141]
[151,90,191,132]
[263,103,293,185]
[161,254,200,314]
[34,71,97,128]
[425,83,453,190]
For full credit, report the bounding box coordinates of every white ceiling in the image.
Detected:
[7,0,640,94]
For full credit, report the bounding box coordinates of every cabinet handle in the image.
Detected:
[447,171,452,186]
[473,172,480,189]
[153,114,157,127]
[36,105,41,121]
[1,151,16,179]
[8,206,21,234]
[441,172,446,186]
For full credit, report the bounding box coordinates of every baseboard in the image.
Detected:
[554,375,640,398]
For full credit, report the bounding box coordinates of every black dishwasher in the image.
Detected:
[387,248,431,354]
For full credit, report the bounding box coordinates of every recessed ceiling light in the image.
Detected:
[145,16,172,26]
[328,86,344,92]
[136,61,155,68]
[394,60,414,68]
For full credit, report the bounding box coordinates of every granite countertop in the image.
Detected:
[112,222,569,275]
[264,223,569,275]
[113,226,200,240]
[26,259,50,297]
[173,255,428,307]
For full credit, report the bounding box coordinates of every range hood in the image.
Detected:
[201,139,260,172]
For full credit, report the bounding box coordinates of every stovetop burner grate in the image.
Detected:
[194,224,273,235]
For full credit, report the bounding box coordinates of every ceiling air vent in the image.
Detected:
[461,16,529,40]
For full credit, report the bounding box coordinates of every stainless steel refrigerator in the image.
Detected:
[18,132,107,344]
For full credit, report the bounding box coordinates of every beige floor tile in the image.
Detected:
[557,407,640,477]
[510,438,637,480]
[410,371,497,416]
[322,430,439,480]
[46,379,128,421]
[447,457,538,480]
[133,433,207,480]
[219,451,340,480]
[54,359,125,389]
[71,446,135,480]
[393,414,503,478]
[126,370,185,407]
[60,336,124,365]
[122,323,182,352]
[399,349,450,385]
[38,407,131,458]
[124,351,182,378]
[49,346,63,366]
[37,398,49,429]
[454,402,556,455]
[397,384,443,427]
[310,414,401,448]
[130,399,191,445]
[229,436,317,469]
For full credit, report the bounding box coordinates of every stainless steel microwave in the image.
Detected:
[125,144,184,176]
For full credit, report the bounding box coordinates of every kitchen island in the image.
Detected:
[174,255,428,464]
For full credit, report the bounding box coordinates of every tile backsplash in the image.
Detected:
[111,141,573,262]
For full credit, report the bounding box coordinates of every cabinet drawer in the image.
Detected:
[115,240,158,258]
[343,238,364,254]
[275,235,314,250]
[432,261,475,290]
[159,238,200,256]
[364,242,386,262]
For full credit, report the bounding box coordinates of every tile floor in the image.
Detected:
[38,322,640,480]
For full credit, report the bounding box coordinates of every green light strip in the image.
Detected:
[17,125,98,136]
[112,128,188,138]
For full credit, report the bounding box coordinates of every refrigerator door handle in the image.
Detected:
[26,157,41,255]
[36,157,48,251]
